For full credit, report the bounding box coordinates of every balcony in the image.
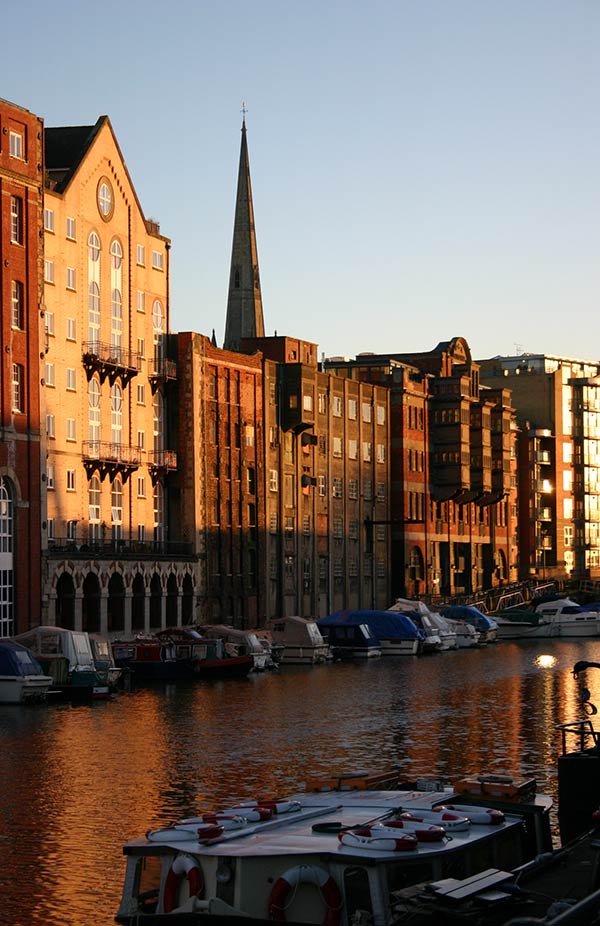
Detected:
[47,536,194,559]
[82,440,142,480]
[536,507,553,521]
[148,358,177,393]
[83,341,142,386]
[148,449,178,474]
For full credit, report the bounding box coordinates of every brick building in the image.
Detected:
[41,116,196,632]
[325,338,517,600]
[0,99,44,634]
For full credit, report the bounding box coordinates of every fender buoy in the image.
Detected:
[338,826,418,852]
[182,813,248,831]
[268,865,342,925]
[229,805,273,821]
[163,853,203,913]
[237,798,302,814]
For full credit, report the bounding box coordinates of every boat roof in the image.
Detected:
[124,788,531,863]
[318,610,423,639]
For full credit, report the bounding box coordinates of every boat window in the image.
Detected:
[343,866,373,920]
[133,855,162,914]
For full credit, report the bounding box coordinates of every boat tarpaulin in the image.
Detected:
[317,610,425,641]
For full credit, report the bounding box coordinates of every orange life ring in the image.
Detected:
[268,864,342,925]
[163,853,203,913]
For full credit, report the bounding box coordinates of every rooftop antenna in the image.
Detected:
[241,100,247,124]
[514,343,523,356]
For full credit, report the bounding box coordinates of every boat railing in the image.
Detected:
[556,719,600,757]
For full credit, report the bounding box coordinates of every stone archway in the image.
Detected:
[132,573,145,632]
[150,573,162,629]
[56,572,76,629]
[181,574,194,625]
[82,572,101,632]
[166,573,178,627]
[108,573,125,634]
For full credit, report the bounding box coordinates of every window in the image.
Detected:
[362,403,372,423]
[348,479,358,499]
[137,430,145,449]
[377,405,386,426]
[318,392,327,415]
[364,479,372,500]
[44,311,54,335]
[318,475,326,497]
[44,208,54,232]
[10,196,22,244]
[9,131,23,159]
[66,368,76,391]
[377,444,386,463]
[137,337,145,358]
[137,290,145,313]
[66,418,76,441]
[67,520,77,542]
[66,469,76,491]
[66,217,76,240]
[332,477,343,498]
[46,465,55,489]
[152,250,164,270]
[46,414,55,437]
[98,180,113,218]
[11,364,24,413]
[269,469,278,492]
[348,439,358,460]
[348,399,357,419]
[11,281,24,329]
[47,518,55,541]
[89,476,101,522]
[363,442,372,462]
[136,383,145,405]
[88,231,100,261]
[45,362,55,386]
[137,476,146,498]
[138,525,146,542]
[136,244,145,265]
[44,260,54,283]
[88,378,100,443]
[153,482,164,542]
[245,425,255,447]
[303,392,313,412]
[332,395,342,417]
[111,384,123,447]
[110,239,122,269]
[112,478,123,540]
[66,267,76,290]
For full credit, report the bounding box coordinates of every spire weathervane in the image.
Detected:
[241,100,247,125]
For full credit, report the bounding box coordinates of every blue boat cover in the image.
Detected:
[0,640,45,677]
[442,605,498,632]
[317,610,425,641]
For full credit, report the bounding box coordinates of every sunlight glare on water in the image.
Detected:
[1,638,600,926]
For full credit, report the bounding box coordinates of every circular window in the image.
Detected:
[97,178,114,221]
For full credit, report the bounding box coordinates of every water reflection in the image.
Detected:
[1,639,600,926]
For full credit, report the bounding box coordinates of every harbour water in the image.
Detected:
[2,637,600,926]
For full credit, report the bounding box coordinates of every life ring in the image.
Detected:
[268,864,342,925]
[338,826,418,852]
[371,820,446,842]
[238,798,302,815]
[163,853,203,913]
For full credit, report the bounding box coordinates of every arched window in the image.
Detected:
[111,477,123,541]
[111,383,122,448]
[88,231,100,262]
[152,299,164,374]
[88,282,100,350]
[153,481,164,544]
[0,478,14,636]
[110,239,123,269]
[88,378,100,444]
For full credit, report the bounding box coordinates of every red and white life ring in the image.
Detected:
[338,826,418,852]
[268,865,342,925]
[163,853,203,913]
[237,798,302,815]
[399,809,470,831]
[442,804,505,825]
[371,819,446,842]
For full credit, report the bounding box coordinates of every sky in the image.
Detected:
[3,1,599,362]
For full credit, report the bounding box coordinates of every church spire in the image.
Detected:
[223,109,265,352]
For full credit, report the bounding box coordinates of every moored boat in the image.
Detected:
[318,609,424,657]
[266,616,331,664]
[441,605,499,643]
[115,773,552,925]
[89,632,123,691]
[197,624,277,671]
[0,639,53,704]
[14,625,110,700]
[112,628,254,681]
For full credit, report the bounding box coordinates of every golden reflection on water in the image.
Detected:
[3,638,600,926]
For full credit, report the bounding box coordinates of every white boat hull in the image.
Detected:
[0,674,52,704]
[379,639,421,656]
[278,645,330,665]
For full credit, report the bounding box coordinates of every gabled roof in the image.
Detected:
[45,118,105,192]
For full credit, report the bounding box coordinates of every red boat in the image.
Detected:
[112,627,254,681]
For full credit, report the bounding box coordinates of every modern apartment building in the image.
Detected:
[480,353,600,582]
[0,99,44,634]
[42,116,196,631]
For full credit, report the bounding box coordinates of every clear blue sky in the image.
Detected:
[4,1,599,362]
